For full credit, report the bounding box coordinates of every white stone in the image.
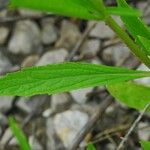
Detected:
[8,20,41,54]
[70,88,93,104]
[138,122,150,141]
[36,48,68,66]
[54,110,89,148]
[19,9,42,17]
[41,19,58,45]
[42,109,53,118]
[103,44,129,63]
[89,21,114,38]
[80,39,101,56]
[51,93,72,112]
[0,96,14,112]
[29,135,43,150]
[0,129,12,146]
[0,27,9,44]
[55,20,81,49]
[136,64,150,86]
[0,52,12,73]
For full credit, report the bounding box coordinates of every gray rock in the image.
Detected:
[89,21,114,39]
[0,9,7,17]
[46,117,65,150]
[0,113,7,126]
[19,9,42,17]
[41,18,58,45]
[8,20,41,54]
[17,95,49,113]
[105,143,116,150]
[29,135,43,150]
[0,0,8,10]
[16,97,32,113]
[36,48,68,66]
[55,20,81,49]
[0,27,9,44]
[103,44,129,63]
[22,55,39,67]
[54,110,89,148]
[42,109,53,118]
[136,64,150,85]
[0,96,14,112]
[80,39,101,56]
[51,93,72,112]
[70,88,93,104]
[0,128,12,146]
[0,52,12,74]
[138,122,150,141]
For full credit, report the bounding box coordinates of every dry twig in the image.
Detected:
[117,102,150,150]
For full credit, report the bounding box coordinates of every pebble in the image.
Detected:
[105,143,116,150]
[41,18,58,45]
[0,128,12,146]
[36,48,68,66]
[29,135,43,150]
[0,26,9,44]
[19,9,42,17]
[46,117,65,150]
[80,39,101,56]
[138,122,150,141]
[0,52,12,74]
[70,87,93,104]
[22,55,39,67]
[0,0,8,10]
[0,96,14,112]
[51,93,72,112]
[89,21,114,39]
[103,44,129,64]
[55,20,81,49]
[136,64,150,86]
[0,113,7,126]
[54,110,89,148]
[17,95,49,114]
[8,20,41,54]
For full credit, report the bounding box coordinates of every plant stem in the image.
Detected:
[105,16,150,68]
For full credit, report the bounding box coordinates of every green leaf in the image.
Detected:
[117,0,150,40]
[140,141,150,150]
[9,0,140,21]
[107,82,150,111]
[106,7,141,17]
[8,116,31,150]
[137,36,150,55]
[9,0,105,20]
[0,62,150,96]
[86,143,96,150]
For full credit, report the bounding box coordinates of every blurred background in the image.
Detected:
[0,0,149,149]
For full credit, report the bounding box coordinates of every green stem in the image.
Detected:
[105,16,150,68]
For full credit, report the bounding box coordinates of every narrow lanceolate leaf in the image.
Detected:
[106,7,141,17]
[9,0,105,20]
[8,116,31,150]
[107,82,150,111]
[86,143,96,150]
[0,63,150,96]
[117,0,150,40]
[140,141,150,150]
[137,36,150,55]
[9,0,140,21]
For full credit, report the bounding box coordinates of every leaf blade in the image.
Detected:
[0,63,150,96]
[140,141,150,150]
[8,116,31,150]
[117,0,150,39]
[107,82,150,110]
[9,0,104,20]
